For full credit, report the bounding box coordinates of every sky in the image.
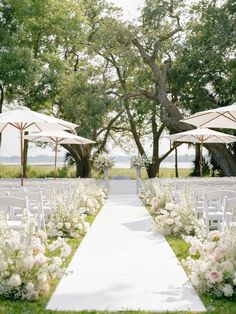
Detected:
[0,0,195,159]
[109,0,144,20]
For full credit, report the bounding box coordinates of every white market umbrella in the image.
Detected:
[181,103,236,129]
[168,128,236,177]
[24,130,95,178]
[0,107,78,185]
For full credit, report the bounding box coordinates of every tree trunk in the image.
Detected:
[205,143,236,176]
[63,144,92,178]
[75,155,92,178]
[191,144,200,176]
[146,162,160,178]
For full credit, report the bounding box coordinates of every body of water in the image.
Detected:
[115,161,193,169]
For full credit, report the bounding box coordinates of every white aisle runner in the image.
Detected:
[47,183,206,312]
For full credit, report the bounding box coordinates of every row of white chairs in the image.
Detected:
[0,178,97,232]
[142,178,236,233]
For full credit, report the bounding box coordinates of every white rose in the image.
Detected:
[221,261,234,274]
[199,261,210,273]
[23,256,35,270]
[222,284,234,297]
[170,211,177,218]
[176,221,183,228]
[166,218,174,225]
[0,260,8,272]
[207,230,221,241]
[56,222,63,230]
[26,282,35,292]
[34,254,47,266]
[8,274,22,287]
[65,222,71,229]
[38,273,48,283]
[72,217,78,224]
[39,283,50,295]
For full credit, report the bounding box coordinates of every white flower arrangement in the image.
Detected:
[130,155,151,168]
[0,216,71,300]
[151,184,173,212]
[183,230,236,298]
[73,184,107,215]
[138,179,172,208]
[47,184,107,238]
[46,198,88,238]
[92,153,115,170]
[138,181,156,205]
[139,181,204,237]
[155,201,196,236]
[154,190,202,237]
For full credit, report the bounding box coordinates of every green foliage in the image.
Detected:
[169,0,236,113]
[1,0,236,178]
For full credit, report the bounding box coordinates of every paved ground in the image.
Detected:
[47,181,206,312]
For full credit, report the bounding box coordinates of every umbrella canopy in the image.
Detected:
[0,107,78,185]
[24,130,95,178]
[24,130,95,145]
[181,103,236,129]
[0,107,77,132]
[168,128,236,177]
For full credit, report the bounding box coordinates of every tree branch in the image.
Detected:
[96,109,124,155]
[160,142,182,162]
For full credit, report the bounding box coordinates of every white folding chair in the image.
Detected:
[10,191,45,231]
[193,186,219,218]
[0,196,29,230]
[26,187,55,219]
[222,197,236,231]
[203,190,236,232]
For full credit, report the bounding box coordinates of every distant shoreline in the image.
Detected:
[0,161,193,169]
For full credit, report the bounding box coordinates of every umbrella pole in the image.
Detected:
[20,128,24,186]
[199,142,203,178]
[54,141,58,179]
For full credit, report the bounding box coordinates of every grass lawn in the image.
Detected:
[0,165,192,179]
[102,167,192,179]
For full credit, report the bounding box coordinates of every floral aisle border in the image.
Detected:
[0,183,107,301]
[139,179,236,299]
